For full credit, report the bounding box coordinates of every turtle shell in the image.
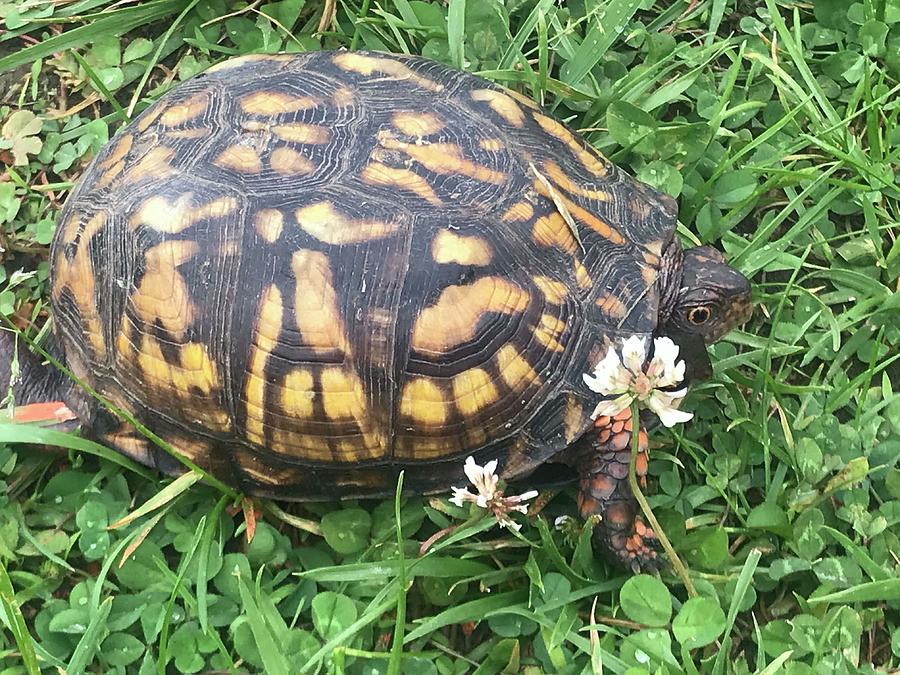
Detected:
[50,50,678,499]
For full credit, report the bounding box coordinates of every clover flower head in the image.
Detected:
[582,336,693,427]
[450,456,539,531]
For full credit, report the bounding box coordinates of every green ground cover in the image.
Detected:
[0,0,899,672]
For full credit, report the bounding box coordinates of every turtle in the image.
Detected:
[1,50,752,570]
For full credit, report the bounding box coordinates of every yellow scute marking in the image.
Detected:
[166,128,208,140]
[642,249,660,268]
[471,89,525,127]
[452,369,499,416]
[361,163,442,206]
[255,208,283,242]
[645,240,665,258]
[272,124,330,144]
[479,138,504,152]
[97,134,133,170]
[119,147,176,185]
[319,368,382,453]
[270,147,315,175]
[503,88,541,110]
[295,201,400,244]
[595,293,628,319]
[320,368,365,420]
[496,345,539,390]
[533,314,566,352]
[574,260,593,289]
[256,284,283,348]
[543,160,610,201]
[239,91,319,115]
[533,179,625,245]
[95,160,126,189]
[159,94,208,126]
[333,86,355,106]
[207,53,294,74]
[533,276,569,304]
[291,250,349,354]
[532,212,578,255]
[135,105,164,132]
[102,430,152,465]
[115,320,134,362]
[431,231,492,266]
[179,343,220,394]
[244,285,283,445]
[130,241,198,336]
[52,212,107,354]
[136,336,230,430]
[400,378,447,425]
[380,137,506,184]
[532,112,609,178]
[282,369,315,418]
[501,201,533,222]
[130,195,237,234]
[214,145,262,173]
[411,277,530,353]
[393,111,444,136]
[332,53,443,92]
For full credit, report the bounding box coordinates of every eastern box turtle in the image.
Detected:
[3,50,751,569]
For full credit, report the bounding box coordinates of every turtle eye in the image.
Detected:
[688,306,711,325]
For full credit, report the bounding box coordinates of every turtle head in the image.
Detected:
[666,246,752,343]
[658,244,751,381]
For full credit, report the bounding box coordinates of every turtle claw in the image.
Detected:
[605,514,662,573]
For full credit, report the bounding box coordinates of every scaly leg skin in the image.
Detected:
[577,407,661,573]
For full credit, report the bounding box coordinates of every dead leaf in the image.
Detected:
[1,110,43,166]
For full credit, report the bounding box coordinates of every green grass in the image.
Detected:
[1,0,899,672]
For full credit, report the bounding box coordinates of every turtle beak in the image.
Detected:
[667,330,713,383]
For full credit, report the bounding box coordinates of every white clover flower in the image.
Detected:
[582,336,693,428]
[450,456,539,531]
[554,515,576,530]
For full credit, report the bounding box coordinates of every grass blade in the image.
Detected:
[712,549,762,675]
[158,516,206,673]
[198,495,228,635]
[403,591,527,643]
[559,0,643,85]
[807,579,900,605]
[69,50,129,122]
[447,0,466,70]
[0,0,190,72]
[821,527,890,582]
[109,470,202,529]
[235,573,292,675]
[0,423,153,478]
[66,597,112,675]
[387,471,407,675]
[0,559,40,675]
[498,0,557,71]
[297,556,493,582]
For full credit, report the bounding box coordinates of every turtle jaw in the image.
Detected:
[662,329,713,383]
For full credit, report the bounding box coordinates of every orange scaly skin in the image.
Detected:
[577,407,660,572]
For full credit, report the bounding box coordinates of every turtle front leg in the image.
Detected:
[576,407,660,572]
